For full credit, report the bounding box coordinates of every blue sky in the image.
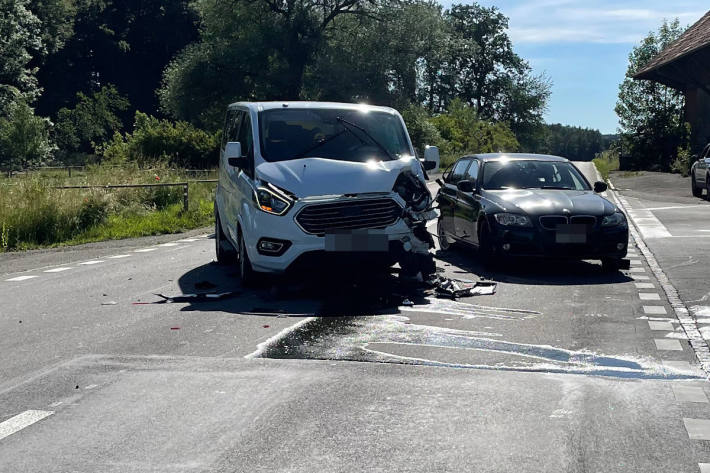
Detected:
[441,0,707,133]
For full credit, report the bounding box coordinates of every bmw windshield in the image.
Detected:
[258,108,412,163]
[482,160,591,191]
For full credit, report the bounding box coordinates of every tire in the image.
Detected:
[706,175,710,201]
[238,228,258,287]
[691,172,702,197]
[601,258,621,273]
[214,207,236,265]
[437,219,452,251]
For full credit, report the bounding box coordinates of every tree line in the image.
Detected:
[0,0,608,170]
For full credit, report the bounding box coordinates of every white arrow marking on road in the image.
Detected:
[4,276,38,282]
[0,410,54,441]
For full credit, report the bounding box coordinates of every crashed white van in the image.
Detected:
[214,101,440,284]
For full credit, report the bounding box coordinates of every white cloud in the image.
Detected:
[474,0,707,44]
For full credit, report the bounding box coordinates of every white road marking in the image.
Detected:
[632,275,650,280]
[84,384,98,390]
[639,293,661,301]
[79,260,104,265]
[700,463,710,473]
[0,410,54,441]
[628,267,646,273]
[672,385,708,403]
[43,267,72,273]
[692,306,710,317]
[644,306,667,315]
[645,205,709,211]
[654,339,683,351]
[663,360,692,371]
[683,418,710,440]
[134,248,157,253]
[624,207,673,239]
[635,283,655,289]
[177,238,198,242]
[108,254,131,259]
[158,243,179,247]
[630,259,642,266]
[5,275,38,282]
[648,321,674,331]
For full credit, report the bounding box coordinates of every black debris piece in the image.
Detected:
[194,280,218,290]
[144,292,239,304]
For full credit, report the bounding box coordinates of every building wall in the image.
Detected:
[686,87,710,154]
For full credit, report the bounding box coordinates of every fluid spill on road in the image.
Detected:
[252,298,701,380]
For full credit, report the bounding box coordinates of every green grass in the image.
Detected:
[0,164,216,252]
[592,150,620,181]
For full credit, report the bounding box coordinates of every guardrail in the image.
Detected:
[53,179,218,211]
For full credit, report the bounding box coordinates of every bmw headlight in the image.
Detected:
[254,186,292,215]
[494,213,532,227]
[602,212,626,227]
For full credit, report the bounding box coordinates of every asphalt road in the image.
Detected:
[1,163,710,472]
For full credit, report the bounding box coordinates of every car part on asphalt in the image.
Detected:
[133,292,239,304]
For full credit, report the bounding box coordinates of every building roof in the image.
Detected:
[634,11,710,84]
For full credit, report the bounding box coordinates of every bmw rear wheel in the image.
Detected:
[437,219,452,251]
[691,172,702,197]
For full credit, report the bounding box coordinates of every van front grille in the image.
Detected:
[296,198,402,235]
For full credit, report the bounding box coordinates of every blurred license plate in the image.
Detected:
[555,224,587,244]
[325,230,388,252]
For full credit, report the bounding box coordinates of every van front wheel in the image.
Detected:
[238,230,258,287]
[215,208,236,265]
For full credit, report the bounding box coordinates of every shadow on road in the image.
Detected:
[435,246,632,286]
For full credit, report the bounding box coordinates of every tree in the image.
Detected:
[0,101,54,170]
[53,85,130,154]
[0,0,44,117]
[615,19,688,170]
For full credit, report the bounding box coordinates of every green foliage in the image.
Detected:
[0,0,44,116]
[671,145,693,177]
[615,19,688,171]
[0,165,216,251]
[525,124,604,161]
[54,85,129,154]
[100,111,219,168]
[592,150,620,181]
[0,101,54,170]
[401,105,443,157]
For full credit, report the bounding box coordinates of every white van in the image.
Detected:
[214,101,440,284]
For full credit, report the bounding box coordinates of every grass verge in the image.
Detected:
[592,150,620,181]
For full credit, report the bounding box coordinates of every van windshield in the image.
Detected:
[258,108,412,162]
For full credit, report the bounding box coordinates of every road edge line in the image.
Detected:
[244,317,317,359]
[604,172,710,375]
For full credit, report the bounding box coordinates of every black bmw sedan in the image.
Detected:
[435,153,629,270]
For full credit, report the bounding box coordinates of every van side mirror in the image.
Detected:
[423,145,440,172]
[593,181,608,193]
[225,141,245,168]
[457,180,475,193]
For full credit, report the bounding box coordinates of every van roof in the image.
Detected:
[227,101,399,114]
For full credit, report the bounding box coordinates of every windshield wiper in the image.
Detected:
[336,116,395,161]
[291,129,349,160]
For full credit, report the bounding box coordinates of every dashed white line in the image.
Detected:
[177,238,199,242]
[43,267,72,273]
[639,293,661,301]
[628,267,646,273]
[79,260,104,265]
[655,339,683,351]
[644,306,668,315]
[5,275,38,282]
[0,410,54,441]
[635,283,655,289]
[158,243,179,247]
[630,259,642,266]
[672,385,708,403]
[683,418,710,440]
[134,248,156,253]
[632,275,650,280]
[648,321,674,331]
[108,254,131,259]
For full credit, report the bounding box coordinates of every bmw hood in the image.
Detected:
[255,157,426,198]
[484,189,618,216]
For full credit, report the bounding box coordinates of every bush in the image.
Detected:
[99,111,220,168]
[0,101,54,170]
[671,146,692,177]
[592,150,620,180]
[401,105,443,157]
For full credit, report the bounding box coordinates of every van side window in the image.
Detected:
[448,159,471,184]
[238,113,254,178]
[227,111,241,143]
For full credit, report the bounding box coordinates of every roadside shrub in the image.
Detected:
[99,111,220,168]
[401,105,443,157]
[75,194,109,229]
[0,101,54,170]
[592,150,620,180]
[671,146,692,177]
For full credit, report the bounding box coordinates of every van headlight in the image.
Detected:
[602,212,626,227]
[494,213,532,227]
[254,187,292,215]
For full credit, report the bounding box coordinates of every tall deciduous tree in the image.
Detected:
[0,0,44,117]
[615,19,687,170]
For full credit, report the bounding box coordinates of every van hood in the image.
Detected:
[255,157,424,198]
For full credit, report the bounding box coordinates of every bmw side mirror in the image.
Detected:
[594,181,608,193]
[457,180,475,193]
